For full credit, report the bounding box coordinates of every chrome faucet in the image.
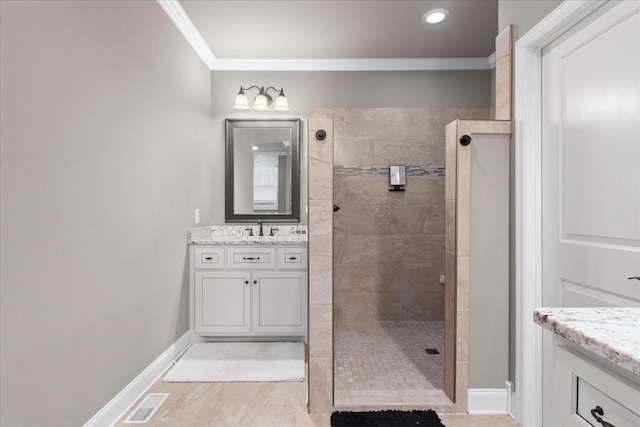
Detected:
[258,219,264,237]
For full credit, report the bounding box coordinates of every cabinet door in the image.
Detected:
[252,272,307,335]
[194,271,250,334]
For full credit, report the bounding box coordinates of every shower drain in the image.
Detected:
[425,348,440,355]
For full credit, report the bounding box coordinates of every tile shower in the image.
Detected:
[313,107,489,406]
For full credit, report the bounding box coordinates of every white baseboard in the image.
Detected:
[83,331,194,427]
[468,385,510,415]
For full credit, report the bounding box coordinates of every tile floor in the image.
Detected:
[115,378,519,426]
[334,321,446,405]
[117,338,520,426]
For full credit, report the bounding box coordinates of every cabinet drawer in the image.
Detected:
[553,344,640,427]
[277,247,308,270]
[577,378,640,427]
[194,247,225,269]
[227,247,276,269]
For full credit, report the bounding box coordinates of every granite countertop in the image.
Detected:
[534,307,640,376]
[188,225,308,245]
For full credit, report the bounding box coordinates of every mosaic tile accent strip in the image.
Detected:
[335,165,445,177]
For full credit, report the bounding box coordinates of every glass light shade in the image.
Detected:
[253,94,269,111]
[233,93,250,110]
[274,94,289,112]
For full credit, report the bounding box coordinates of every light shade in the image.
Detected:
[233,85,288,112]
[253,93,269,111]
[274,90,289,112]
[233,89,250,110]
[423,8,449,24]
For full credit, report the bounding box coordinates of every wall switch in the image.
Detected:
[439,275,445,284]
[194,209,200,224]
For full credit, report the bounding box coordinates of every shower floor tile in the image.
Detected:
[334,321,445,405]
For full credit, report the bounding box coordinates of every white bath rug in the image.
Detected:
[163,341,305,382]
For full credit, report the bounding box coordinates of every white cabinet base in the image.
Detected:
[552,344,640,427]
[190,245,308,339]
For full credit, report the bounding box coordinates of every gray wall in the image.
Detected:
[498,0,564,388]
[499,0,564,40]
[210,70,492,225]
[0,1,212,425]
[469,134,511,388]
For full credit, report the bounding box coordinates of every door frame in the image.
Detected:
[513,0,608,425]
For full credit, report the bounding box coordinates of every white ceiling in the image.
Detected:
[178,0,498,62]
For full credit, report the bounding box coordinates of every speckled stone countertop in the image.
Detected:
[188,225,308,245]
[534,307,640,376]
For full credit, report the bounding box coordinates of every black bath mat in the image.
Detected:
[331,409,445,426]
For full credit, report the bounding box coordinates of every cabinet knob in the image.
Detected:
[245,280,249,285]
[253,280,258,285]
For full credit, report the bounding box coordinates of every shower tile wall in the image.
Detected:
[314,108,490,322]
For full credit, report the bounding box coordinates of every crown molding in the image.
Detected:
[158,0,492,72]
[488,51,497,68]
[210,57,491,71]
[157,0,216,69]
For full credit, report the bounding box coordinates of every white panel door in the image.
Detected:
[541,1,640,424]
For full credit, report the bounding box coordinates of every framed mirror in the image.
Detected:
[225,119,300,223]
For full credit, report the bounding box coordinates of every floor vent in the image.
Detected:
[425,348,440,355]
[124,393,169,424]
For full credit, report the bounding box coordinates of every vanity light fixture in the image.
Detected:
[233,86,289,112]
[423,8,449,24]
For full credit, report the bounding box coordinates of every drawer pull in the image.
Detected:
[629,276,640,281]
[591,406,616,427]
[243,256,260,260]
[288,257,298,260]
[204,257,214,260]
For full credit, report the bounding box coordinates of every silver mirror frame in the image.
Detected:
[225,118,300,223]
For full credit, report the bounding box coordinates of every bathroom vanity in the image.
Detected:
[534,308,640,426]
[189,225,308,339]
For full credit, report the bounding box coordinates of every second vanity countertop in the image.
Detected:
[188,225,308,245]
[534,307,640,376]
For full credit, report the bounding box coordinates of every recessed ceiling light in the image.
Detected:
[423,8,449,24]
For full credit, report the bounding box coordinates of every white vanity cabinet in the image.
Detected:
[552,343,640,427]
[535,308,640,427]
[191,245,307,338]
